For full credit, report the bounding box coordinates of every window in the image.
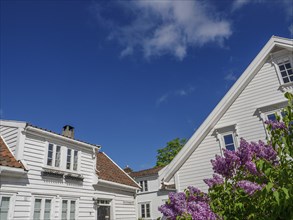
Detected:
[140,203,151,219]
[139,180,148,192]
[62,199,76,220]
[45,143,79,172]
[66,149,79,171]
[46,143,61,168]
[278,59,293,84]
[215,124,238,153]
[33,198,51,220]
[0,196,10,220]
[66,149,72,169]
[223,134,236,151]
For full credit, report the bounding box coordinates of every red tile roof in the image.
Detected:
[128,166,165,178]
[0,136,25,169]
[96,152,139,188]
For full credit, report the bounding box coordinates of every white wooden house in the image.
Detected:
[0,120,140,220]
[125,166,175,220]
[159,36,293,192]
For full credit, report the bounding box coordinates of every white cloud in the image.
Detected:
[231,0,252,11]
[225,73,237,81]
[157,86,195,105]
[93,0,232,60]
[157,94,169,105]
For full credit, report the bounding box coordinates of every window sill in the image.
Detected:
[279,82,293,92]
[42,166,83,180]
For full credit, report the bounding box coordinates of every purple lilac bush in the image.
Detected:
[158,186,218,220]
[159,92,293,220]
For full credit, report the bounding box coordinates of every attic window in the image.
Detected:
[278,59,293,84]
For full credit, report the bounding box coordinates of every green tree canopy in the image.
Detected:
[156,138,187,167]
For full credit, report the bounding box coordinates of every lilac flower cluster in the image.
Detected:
[203,174,224,188]
[236,180,263,195]
[158,187,219,220]
[211,138,277,179]
[264,120,287,131]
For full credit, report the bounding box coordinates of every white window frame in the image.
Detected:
[215,124,238,156]
[139,180,148,192]
[139,202,151,219]
[94,197,114,220]
[0,193,15,220]
[270,50,293,92]
[60,198,78,220]
[45,143,62,168]
[66,148,79,171]
[31,196,54,220]
[44,142,80,173]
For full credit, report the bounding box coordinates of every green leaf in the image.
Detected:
[281,187,289,200]
[273,191,280,205]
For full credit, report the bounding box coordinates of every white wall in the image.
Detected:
[176,54,290,192]
[0,124,138,220]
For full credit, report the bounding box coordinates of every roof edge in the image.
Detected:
[161,36,293,182]
[101,152,141,188]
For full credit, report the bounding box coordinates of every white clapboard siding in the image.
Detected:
[1,123,138,220]
[177,59,288,192]
[0,125,19,155]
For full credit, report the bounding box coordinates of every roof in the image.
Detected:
[0,120,100,149]
[96,152,139,188]
[28,124,100,148]
[128,166,165,178]
[0,136,25,169]
[160,36,293,182]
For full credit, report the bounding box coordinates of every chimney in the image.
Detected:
[62,125,74,139]
[123,165,133,174]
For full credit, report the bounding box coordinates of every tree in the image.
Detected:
[156,138,186,167]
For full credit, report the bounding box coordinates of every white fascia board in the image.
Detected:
[161,36,293,182]
[25,126,101,150]
[0,120,27,129]
[101,152,141,188]
[96,179,139,192]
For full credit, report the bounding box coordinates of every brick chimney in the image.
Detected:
[62,125,74,139]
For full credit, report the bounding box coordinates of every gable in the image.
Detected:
[160,36,293,183]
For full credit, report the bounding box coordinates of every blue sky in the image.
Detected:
[1,0,292,171]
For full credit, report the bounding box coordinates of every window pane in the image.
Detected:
[62,200,68,220]
[283,77,289,83]
[224,134,234,145]
[290,76,293,82]
[279,64,285,71]
[33,199,42,220]
[288,69,293,75]
[55,146,61,167]
[281,71,287,77]
[67,149,72,169]
[146,204,150,218]
[285,63,291,69]
[44,199,51,220]
[70,201,75,220]
[141,204,145,218]
[226,144,235,151]
[267,113,277,121]
[144,180,148,191]
[73,151,78,171]
[47,144,53,166]
[0,197,10,220]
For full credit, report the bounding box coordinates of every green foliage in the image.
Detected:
[156,138,186,167]
[208,92,293,220]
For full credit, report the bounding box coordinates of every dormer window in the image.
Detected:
[46,144,61,168]
[45,143,79,172]
[139,180,148,192]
